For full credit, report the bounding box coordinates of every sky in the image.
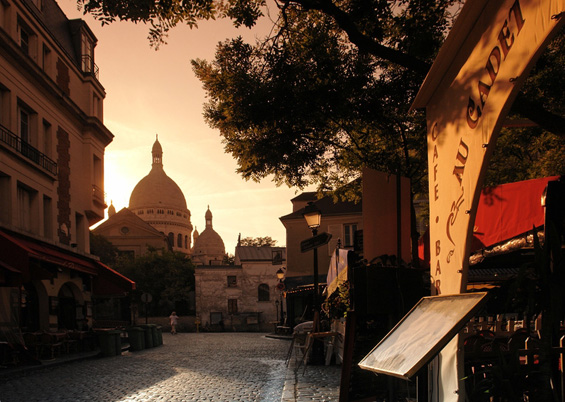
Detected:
[58,1,311,254]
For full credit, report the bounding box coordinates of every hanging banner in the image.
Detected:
[412,0,564,400]
[326,249,350,297]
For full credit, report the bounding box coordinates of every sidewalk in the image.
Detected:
[281,341,342,401]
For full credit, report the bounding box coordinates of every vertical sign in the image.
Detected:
[413,0,564,400]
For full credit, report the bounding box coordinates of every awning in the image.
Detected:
[418,176,560,267]
[0,230,32,280]
[20,238,99,275]
[92,262,135,297]
[0,229,98,277]
[471,176,559,251]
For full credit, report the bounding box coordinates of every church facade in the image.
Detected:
[93,137,227,264]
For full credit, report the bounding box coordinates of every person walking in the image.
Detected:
[169,311,179,334]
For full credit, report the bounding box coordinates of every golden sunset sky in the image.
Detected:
[59,0,310,254]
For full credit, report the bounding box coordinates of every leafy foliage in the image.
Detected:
[191,1,452,199]
[80,0,564,237]
[114,248,196,315]
[89,232,118,265]
[238,236,277,247]
[77,0,264,48]
[321,280,350,319]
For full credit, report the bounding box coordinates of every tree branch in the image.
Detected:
[277,0,431,75]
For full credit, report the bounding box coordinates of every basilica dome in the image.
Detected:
[129,138,187,210]
[128,136,193,254]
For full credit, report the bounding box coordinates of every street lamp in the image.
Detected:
[276,268,285,327]
[303,202,322,235]
[303,202,321,325]
[303,202,324,363]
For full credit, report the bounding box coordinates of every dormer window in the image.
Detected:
[81,34,93,73]
[18,20,35,57]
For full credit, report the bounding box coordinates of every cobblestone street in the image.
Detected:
[0,333,341,402]
[0,333,287,402]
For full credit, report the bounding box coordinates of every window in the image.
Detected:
[42,120,52,158]
[157,209,164,214]
[43,195,52,239]
[177,233,182,248]
[19,24,30,54]
[17,184,37,233]
[228,299,238,314]
[0,84,9,126]
[227,276,237,287]
[168,232,174,247]
[184,235,188,249]
[138,210,144,215]
[258,284,270,302]
[147,209,153,214]
[272,250,283,265]
[92,94,100,118]
[42,45,51,74]
[19,107,30,143]
[210,312,222,325]
[0,173,11,224]
[81,34,94,73]
[344,224,358,247]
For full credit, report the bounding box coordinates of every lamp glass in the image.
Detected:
[304,210,321,229]
[276,268,285,280]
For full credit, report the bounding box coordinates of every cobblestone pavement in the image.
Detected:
[282,355,341,402]
[0,333,341,402]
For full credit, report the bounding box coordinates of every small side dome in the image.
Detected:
[108,201,116,217]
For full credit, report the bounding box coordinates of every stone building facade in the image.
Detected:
[0,0,134,335]
[194,244,286,331]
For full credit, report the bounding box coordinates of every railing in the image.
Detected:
[92,184,106,205]
[81,55,99,80]
[0,124,58,175]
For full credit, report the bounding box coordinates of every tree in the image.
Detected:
[89,232,118,266]
[114,249,196,315]
[79,0,564,262]
[239,236,277,247]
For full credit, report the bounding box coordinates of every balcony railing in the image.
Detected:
[81,55,99,80]
[92,184,106,206]
[0,124,58,176]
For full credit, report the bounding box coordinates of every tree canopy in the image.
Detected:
[238,236,277,247]
[79,0,564,219]
[115,248,196,315]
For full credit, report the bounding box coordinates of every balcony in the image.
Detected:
[92,184,106,207]
[0,124,58,176]
[81,55,99,80]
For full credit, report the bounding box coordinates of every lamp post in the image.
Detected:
[303,202,321,327]
[303,201,324,363]
[276,268,285,326]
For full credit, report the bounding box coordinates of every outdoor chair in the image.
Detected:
[285,321,313,366]
[40,332,63,360]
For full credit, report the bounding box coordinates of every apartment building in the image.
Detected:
[0,0,133,335]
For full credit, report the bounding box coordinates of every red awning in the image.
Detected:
[419,176,560,267]
[470,176,559,251]
[0,229,98,276]
[0,230,32,280]
[92,262,136,296]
